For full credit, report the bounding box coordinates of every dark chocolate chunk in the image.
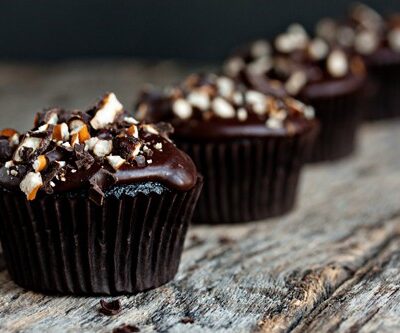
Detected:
[154,122,174,138]
[89,169,117,205]
[0,138,13,162]
[112,324,140,333]
[113,136,142,160]
[74,144,95,170]
[134,155,146,168]
[19,147,34,161]
[99,299,122,316]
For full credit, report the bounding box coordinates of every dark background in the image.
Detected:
[0,0,399,61]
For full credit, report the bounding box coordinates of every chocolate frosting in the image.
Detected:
[0,93,198,204]
[315,4,400,66]
[134,74,317,141]
[224,24,366,100]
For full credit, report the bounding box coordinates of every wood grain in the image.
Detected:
[0,62,400,332]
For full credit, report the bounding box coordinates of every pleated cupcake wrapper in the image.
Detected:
[178,133,315,224]
[306,92,363,163]
[363,62,400,120]
[0,180,202,295]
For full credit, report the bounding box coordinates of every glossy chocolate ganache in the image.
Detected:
[223,24,366,99]
[135,74,317,141]
[0,93,198,204]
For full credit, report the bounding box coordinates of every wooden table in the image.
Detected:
[0,61,400,333]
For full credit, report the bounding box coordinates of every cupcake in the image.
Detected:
[224,24,366,162]
[134,74,318,224]
[0,93,202,295]
[316,3,400,120]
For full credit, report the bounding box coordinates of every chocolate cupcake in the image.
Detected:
[224,25,366,162]
[316,3,400,120]
[0,93,202,295]
[134,74,317,224]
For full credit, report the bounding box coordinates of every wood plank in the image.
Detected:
[0,62,400,332]
[292,238,400,333]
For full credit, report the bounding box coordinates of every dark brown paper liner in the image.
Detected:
[362,62,400,121]
[305,92,363,163]
[0,180,202,295]
[177,132,315,224]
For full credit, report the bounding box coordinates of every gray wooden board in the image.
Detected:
[0,61,400,333]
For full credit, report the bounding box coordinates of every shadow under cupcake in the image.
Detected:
[0,93,202,295]
[134,74,318,224]
[224,24,366,163]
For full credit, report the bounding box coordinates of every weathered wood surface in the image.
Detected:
[0,61,400,333]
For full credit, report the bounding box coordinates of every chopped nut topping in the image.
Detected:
[9,133,20,146]
[237,108,248,121]
[13,137,42,162]
[187,91,210,111]
[0,128,18,138]
[33,155,47,172]
[154,142,163,151]
[46,113,59,125]
[388,28,400,52]
[107,155,126,170]
[85,137,100,151]
[308,38,329,60]
[141,124,160,135]
[266,117,283,129]
[285,71,307,96]
[337,26,356,48]
[124,116,139,125]
[327,50,349,78]
[251,40,271,58]
[212,97,235,118]
[20,172,43,201]
[354,31,379,55]
[173,99,193,119]
[53,123,70,142]
[90,93,124,130]
[245,90,268,115]
[247,56,273,75]
[93,140,113,158]
[216,77,235,98]
[127,124,139,138]
[223,57,245,77]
